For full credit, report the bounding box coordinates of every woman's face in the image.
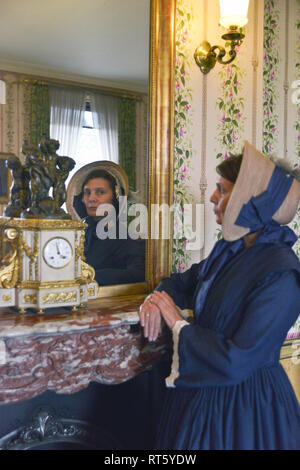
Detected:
[210,176,234,225]
[82,177,114,217]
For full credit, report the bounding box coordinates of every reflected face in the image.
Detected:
[210,176,234,225]
[82,177,114,217]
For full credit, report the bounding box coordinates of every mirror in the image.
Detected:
[0,0,176,297]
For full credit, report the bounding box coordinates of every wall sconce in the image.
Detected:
[0,80,6,104]
[194,0,249,75]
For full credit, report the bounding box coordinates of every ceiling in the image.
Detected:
[0,0,150,91]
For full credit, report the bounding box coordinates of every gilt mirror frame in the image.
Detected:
[98,0,176,298]
[0,0,176,299]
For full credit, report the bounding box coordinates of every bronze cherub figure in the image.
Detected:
[5,136,75,220]
[4,154,31,218]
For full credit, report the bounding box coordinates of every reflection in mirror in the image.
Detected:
[0,0,150,208]
[0,0,151,291]
[0,153,13,203]
[66,160,145,286]
[0,0,176,296]
[50,84,149,206]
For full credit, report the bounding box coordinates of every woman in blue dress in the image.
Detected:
[66,161,145,286]
[139,141,300,450]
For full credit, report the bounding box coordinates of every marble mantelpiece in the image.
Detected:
[0,295,298,407]
[0,295,170,405]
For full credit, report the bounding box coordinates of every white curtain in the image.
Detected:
[91,93,119,163]
[49,86,85,159]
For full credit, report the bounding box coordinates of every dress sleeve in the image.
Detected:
[169,270,300,388]
[95,239,145,286]
[155,262,204,309]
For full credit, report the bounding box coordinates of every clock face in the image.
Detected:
[43,237,73,269]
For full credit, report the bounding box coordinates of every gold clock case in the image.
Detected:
[0,217,98,312]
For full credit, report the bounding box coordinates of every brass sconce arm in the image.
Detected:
[194,28,245,75]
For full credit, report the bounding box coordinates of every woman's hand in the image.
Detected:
[139,296,163,342]
[149,291,183,330]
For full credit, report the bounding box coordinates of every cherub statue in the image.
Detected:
[53,155,76,217]
[4,154,31,217]
[20,137,76,219]
[39,135,60,184]
[22,141,53,216]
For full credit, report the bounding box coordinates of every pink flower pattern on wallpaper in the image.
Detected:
[262,0,280,155]
[295,0,300,161]
[214,58,245,241]
[173,0,194,272]
[215,56,246,162]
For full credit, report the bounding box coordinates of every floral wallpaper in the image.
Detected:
[0,74,51,215]
[172,0,194,273]
[262,0,280,156]
[262,0,300,259]
[210,13,248,247]
[0,72,28,215]
[215,61,246,160]
[118,98,137,191]
[5,81,15,154]
[291,0,300,258]
[214,45,246,241]
[28,83,50,147]
[294,0,300,162]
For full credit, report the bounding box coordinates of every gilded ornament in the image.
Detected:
[2,295,11,302]
[88,287,96,296]
[0,237,19,288]
[75,230,86,261]
[42,291,77,303]
[81,260,95,283]
[2,217,86,231]
[20,232,39,262]
[19,232,39,281]
[4,228,18,240]
[23,294,37,304]
[18,280,81,289]
[0,254,18,288]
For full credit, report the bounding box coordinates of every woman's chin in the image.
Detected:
[87,209,97,217]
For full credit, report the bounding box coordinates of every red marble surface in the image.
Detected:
[0,295,170,404]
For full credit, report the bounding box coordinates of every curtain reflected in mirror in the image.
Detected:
[48,85,148,204]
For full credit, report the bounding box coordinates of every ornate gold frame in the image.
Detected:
[98,0,176,298]
[0,0,176,300]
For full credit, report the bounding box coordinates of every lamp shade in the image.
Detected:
[219,0,249,29]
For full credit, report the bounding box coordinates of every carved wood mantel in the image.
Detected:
[0,296,170,405]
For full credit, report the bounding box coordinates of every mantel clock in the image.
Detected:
[0,137,98,313]
[0,218,98,313]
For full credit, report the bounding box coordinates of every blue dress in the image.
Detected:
[83,216,145,286]
[156,223,300,450]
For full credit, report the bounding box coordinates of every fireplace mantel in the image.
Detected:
[0,295,170,405]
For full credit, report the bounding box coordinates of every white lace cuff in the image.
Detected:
[165,319,189,388]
